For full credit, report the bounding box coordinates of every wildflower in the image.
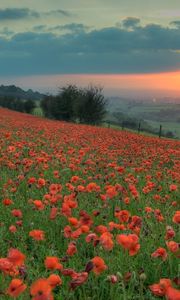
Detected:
[11,209,22,218]
[169,184,177,191]
[3,198,13,206]
[66,242,77,256]
[33,200,45,211]
[165,226,175,240]
[68,217,79,227]
[9,225,17,233]
[107,275,118,284]
[116,234,140,256]
[47,274,62,289]
[99,232,114,251]
[6,279,27,298]
[0,258,17,276]
[44,256,63,271]
[150,278,180,300]
[8,248,26,267]
[49,207,58,220]
[115,210,130,223]
[166,241,179,254]
[30,278,53,300]
[151,247,168,261]
[69,272,88,290]
[172,211,180,224]
[29,230,45,241]
[91,256,107,275]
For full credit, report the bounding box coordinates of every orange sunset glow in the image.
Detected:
[10,71,180,96]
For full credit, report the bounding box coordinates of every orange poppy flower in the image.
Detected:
[169,184,178,191]
[68,217,79,227]
[3,198,13,206]
[151,247,168,261]
[9,225,17,233]
[49,207,58,220]
[166,241,179,254]
[66,242,77,256]
[173,211,180,224]
[30,278,53,300]
[7,248,26,267]
[166,286,180,300]
[11,209,22,218]
[47,274,62,289]
[33,200,45,210]
[91,256,107,275]
[150,278,180,300]
[99,232,114,251]
[44,256,63,271]
[0,258,17,276]
[165,226,175,240]
[6,279,27,298]
[115,210,130,223]
[29,230,45,241]
[116,234,140,256]
[69,272,88,290]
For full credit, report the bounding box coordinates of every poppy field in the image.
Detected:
[0,108,179,300]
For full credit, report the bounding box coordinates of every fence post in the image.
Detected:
[138,122,141,133]
[159,124,162,138]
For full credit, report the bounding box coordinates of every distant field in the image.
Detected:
[33,106,44,116]
[147,120,180,138]
[108,100,180,139]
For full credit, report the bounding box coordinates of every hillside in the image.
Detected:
[0,84,44,100]
[0,108,179,300]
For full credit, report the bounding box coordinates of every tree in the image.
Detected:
[55,85,79,121]
[77,86,107,125]
[24,99,36,114]
[40,84,107,125]
[40,95,55,118]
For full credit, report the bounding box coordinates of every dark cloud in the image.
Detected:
[122,17,141,28]
[170,20,180,28]
[45,9,73,17]
[50,23,90,33]
[0,8,40,20]
[0,27,14,36]
[33,25,47,32]
[0,7,73,22]
[0,21,180,75]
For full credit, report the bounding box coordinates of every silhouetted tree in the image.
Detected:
[24,99,36,114]
[40,84,107,125]
[55,85,79,121]
[77,86,107,124]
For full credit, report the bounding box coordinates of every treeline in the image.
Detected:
[40,85,107,125]
[0,96,36,114]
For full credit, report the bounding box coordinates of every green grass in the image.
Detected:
[33,107,44,116]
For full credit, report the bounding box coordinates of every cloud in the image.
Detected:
[0,7,73,22]
[0,27,14,36]
[45,9,73,17]
[50,23,90,33]
[0,8,40,20]
[122,17,140,28]
[170,20,180,28]
[33,25,47,32]
[0,20,180,75]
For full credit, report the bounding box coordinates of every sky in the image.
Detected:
[0,0,180,97]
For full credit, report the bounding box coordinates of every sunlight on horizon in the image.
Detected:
[2,71,180,97]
